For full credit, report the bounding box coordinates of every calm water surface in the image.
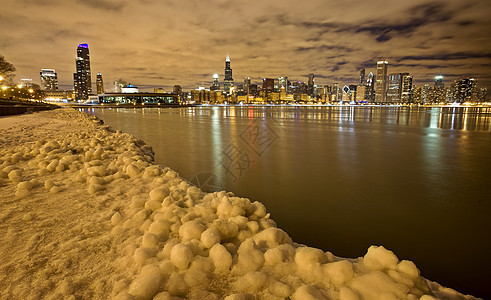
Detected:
[93,106,491,298]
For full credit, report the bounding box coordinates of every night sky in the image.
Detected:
[1,0,490,91]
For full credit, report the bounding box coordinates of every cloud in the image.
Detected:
[0,0,489,90]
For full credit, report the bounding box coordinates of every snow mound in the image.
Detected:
[0,108,481,300]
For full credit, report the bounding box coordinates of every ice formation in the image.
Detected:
[0,109,480,300]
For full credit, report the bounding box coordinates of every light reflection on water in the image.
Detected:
[92,106,491,298]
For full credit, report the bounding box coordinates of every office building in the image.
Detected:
[211,74,220,91]
[365,72,375,102]
[223,55,234,94]
[387,73,408,103]
[375,60,388,103]
[434,75,444,89]
[307,73,315,96]
[401,74,413,102]
[73,43,92,101]
[96,73,104,94]
[244,77,251,94]
[452,78,477,103]
[359,68,365,85]
[40,69,58,91]
[262,78,274,96]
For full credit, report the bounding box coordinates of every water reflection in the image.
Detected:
[94,105,491,298]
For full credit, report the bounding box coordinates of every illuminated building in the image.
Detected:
[244,77,251,94]
[40,69,58,91]
[96,73,104,94]
[114,79,126,93]
[356,85,366,102]
[223,55,234,94]
[332,83,340,102]
[434,75,444,89]
[387,73,408,103]
[452,78,477,103]
[307,73,314,96]
[210,74,220,91]
[154,88,166,93]
[73,43,92,101]
[20,78,33,88]
[278,77,288,93]
[365,72,375,102]
[422,84,430,103]
[401,74,413,102]
[375,60,388,103]
[262,78,274,96]
[359,68,365,85]
[412,86,422,103]
[121,84,139,93]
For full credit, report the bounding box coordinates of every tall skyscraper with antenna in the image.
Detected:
[223,55,234,94]
[73,43,92,101]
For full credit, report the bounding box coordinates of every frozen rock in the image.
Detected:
[166,273,187,297]
[201,227,221,249]
[295,247,328,270]
[17,181,33,191]
[179,220,206,242]
[397,260,420,280]
[148,220,170,240]
[8,169,22,182]
[339,287,360,300]
[224,294,255,300]
[253,227,292,249]
[111,212,122,225]
[233,271,267,293]
[170,243,193,269]
[269,281,292,298]
[144,199,161,212]
[323,260,354,285]
[184,269,210,287]
[128,264,161,300]
[142,233,160,248]
[88,183,102,194]
[292,285,327,300]
[46,159,59,172]
[87,165,107,177]
[234,238,264,274]
[50,186,61,194]
[149,187,170,202]
[134,247,155,265]
[349,271,409,299]
[363,245,399,271]
[209,243,232,274]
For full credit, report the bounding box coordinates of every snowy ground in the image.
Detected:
[0,109,481,300]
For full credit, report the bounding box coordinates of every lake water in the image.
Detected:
[92,105,491,298]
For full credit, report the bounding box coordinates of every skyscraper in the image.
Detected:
[401,74,413,102]
[365,72,375,102]
[434,75,444,89]
[359,68,365,85]
[40,69,58,91]
[278,76,288,93]
[73,43,92,101]
[244,77,251,94]
[375,60,388,103]
[211,74,220,91]
[96,73,104,94]
[452,78,477,103]
[223,55,234,94]
[387,73,408,103]
[307,73,315,96]
[262,78,274,96]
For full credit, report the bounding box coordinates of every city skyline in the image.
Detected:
[1,0,490,91]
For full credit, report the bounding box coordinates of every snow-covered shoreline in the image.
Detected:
[0,109,480,300]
